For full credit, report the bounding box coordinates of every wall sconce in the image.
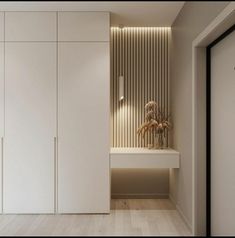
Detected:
[119,76,124,101]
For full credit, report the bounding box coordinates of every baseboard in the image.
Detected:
[169,195,192,232]
[111,193,169,199]
[169,194,177,206]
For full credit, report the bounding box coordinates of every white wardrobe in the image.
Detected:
[57,12,110,213]
[0,11,4,214]
[0,11,110,214]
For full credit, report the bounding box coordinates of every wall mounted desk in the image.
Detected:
[110,148,180,169]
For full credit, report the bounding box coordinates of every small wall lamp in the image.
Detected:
[119,76,124,101]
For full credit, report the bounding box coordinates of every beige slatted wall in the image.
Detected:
[111,27,170,148]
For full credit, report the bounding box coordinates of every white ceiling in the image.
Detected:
[0,1,185,26]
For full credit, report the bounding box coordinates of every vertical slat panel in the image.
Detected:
[134,28,137,147]
[110,29,114,147]
[120,29,123,147]
[159,29,162,113]
[157,30,160,118]
[167,30,170,147]
[147,28,151,147]
[144,28,148,147]
[127,29,131,147]
[124,29,127,147]
[164,28,168,144]
[151,28,154,145]
[163,28,166,140]
[141,29,145,147]
[130,29,133,146]
[137,28,140,148]
[130,29,133,147]
[111,27,170,148]
[117,29,121,147]
[113,29,116,147]
[139,29,143,148]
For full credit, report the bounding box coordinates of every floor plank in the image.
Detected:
[0,199,191,236]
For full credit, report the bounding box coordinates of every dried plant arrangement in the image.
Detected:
[137,100,171,149]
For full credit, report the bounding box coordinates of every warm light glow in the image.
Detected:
[111,26,171,31]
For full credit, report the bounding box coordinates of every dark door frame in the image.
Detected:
[206,24,235,237]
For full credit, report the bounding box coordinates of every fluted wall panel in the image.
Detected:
[111,27,170,148]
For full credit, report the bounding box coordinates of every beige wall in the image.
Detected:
[111,169,169,198]
[170,1,229,229]
[111,28,171,199]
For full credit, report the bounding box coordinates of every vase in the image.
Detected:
[157,133,164,149]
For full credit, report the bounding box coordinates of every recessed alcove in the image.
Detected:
[110,27,179,202]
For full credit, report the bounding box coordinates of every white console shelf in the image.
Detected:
[110,148,180,169]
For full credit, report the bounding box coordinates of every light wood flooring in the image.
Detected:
[0,199,191,236]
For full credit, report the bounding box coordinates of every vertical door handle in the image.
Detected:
[1,137,3,213]
[1,137,3,158]
[1,137,3,150]
[54,137,57,148]
[54,137,57,213]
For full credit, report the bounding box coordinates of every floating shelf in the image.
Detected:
[110,147,180,169]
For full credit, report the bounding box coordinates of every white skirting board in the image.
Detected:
[169,195,192,232]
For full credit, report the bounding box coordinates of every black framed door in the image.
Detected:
[206,24,235,236]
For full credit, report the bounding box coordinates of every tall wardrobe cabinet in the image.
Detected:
[4,12,57,213]
[0,12,4,213]
[1,11,110,214]
[58,12,110,213]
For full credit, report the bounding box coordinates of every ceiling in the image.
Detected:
[0,1,185,26]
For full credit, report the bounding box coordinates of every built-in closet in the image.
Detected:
[0,11,110,214]
[0,12,4,214]
[57,12,110,214]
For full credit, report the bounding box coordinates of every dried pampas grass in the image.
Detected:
[137,100,171,148]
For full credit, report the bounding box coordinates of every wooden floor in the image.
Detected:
[0,199,191,236]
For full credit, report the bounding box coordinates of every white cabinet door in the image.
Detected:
[58,42,110,213]
[4,43,56,213]
[211,30,235,235]
[0,12,4,41]
[5,12,56,41]
[58,12,109,42]
[0,43,3,213]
